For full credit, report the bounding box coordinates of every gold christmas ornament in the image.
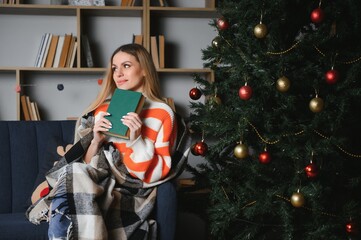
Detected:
[254,23,268,39]
[309,96,324,113]
[276,76,291,92]
[212,36,221,48]
[234,143,249,159]
[290,191,305,208]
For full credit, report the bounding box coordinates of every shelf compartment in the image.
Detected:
[19,71,105,120]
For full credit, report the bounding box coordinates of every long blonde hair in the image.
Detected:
[82,43,165,116]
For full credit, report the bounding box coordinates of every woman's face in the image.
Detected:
[112,51,145,93]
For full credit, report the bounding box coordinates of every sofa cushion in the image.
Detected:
[31,144,73,204]
[0,121,76,214]
[31,121,76,196]
[0,122,12,214]
[0,213,48,240]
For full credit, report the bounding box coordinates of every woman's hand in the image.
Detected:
[121,112,142,142]
[93,111,112,145]
[84,111,111,164]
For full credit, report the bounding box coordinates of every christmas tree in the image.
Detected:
[188,0,361,239]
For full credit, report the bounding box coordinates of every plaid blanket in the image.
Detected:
[26,113,191,240]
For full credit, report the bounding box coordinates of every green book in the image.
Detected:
[104,89,146,139]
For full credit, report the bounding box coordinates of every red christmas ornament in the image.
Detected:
[192,141,208,156]
[304,162,319,179]
[239,85,253,100]
[346,221,358,234]
[217,18,230,31]
[189,87,202,100]
[310,8,324,23]
[191,143,199,156]
[259,151,271,164]
[325,69,339,84]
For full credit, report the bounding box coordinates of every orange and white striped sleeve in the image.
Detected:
[122,101,176,184]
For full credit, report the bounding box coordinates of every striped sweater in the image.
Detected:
[95,99,176,184]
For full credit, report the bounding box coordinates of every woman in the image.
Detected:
[81,43,176,183]
[33,44,179,240]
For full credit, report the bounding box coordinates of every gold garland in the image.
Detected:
[245,119,361,158]
[263,41,361,64]
[245,118,304,145]
[313,130,361,158]
[275,194,338,217]
[266,41,300,55]
[314,45,361,64]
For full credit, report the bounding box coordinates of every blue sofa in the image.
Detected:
[0,120,178,240]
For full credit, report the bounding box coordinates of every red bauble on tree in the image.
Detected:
[325,69,339,84]
[189,87,202,100]
[217,18,230,31]
[346,220,358,235]
[310,8,324,23]
[304,162,319,179]
[192,141,208,156]
[259,150,271,164]
[239,84,253,100]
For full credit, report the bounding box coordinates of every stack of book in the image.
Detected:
[1,0,18,4]
[150,35,165,69]
[131,34,164,69]
[20,95,41,121]
[34,33,77,68]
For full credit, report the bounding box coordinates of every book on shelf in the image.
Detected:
[30,102,41,121]
[65,36,76,67]
[53,35,65,68]
[133,34,143,45]
[120,0,137,6]
[58,33,72,68]
[150,36,160,69]
[23,95,40,121]
[1,0,17,5]
[81,34,94,68]
[2,0,24,4]
[44,34,59,68]
[30,102,38,121]
[69,40,78,68]
[120,0,129,6]
[158,34,165,68]
[34,34,46,67]
[40,33,52,67]
[104,89,146,139]
[20,95,31,121]
[25,96,34,120]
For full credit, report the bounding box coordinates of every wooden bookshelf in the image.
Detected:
[0,0,218,120]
